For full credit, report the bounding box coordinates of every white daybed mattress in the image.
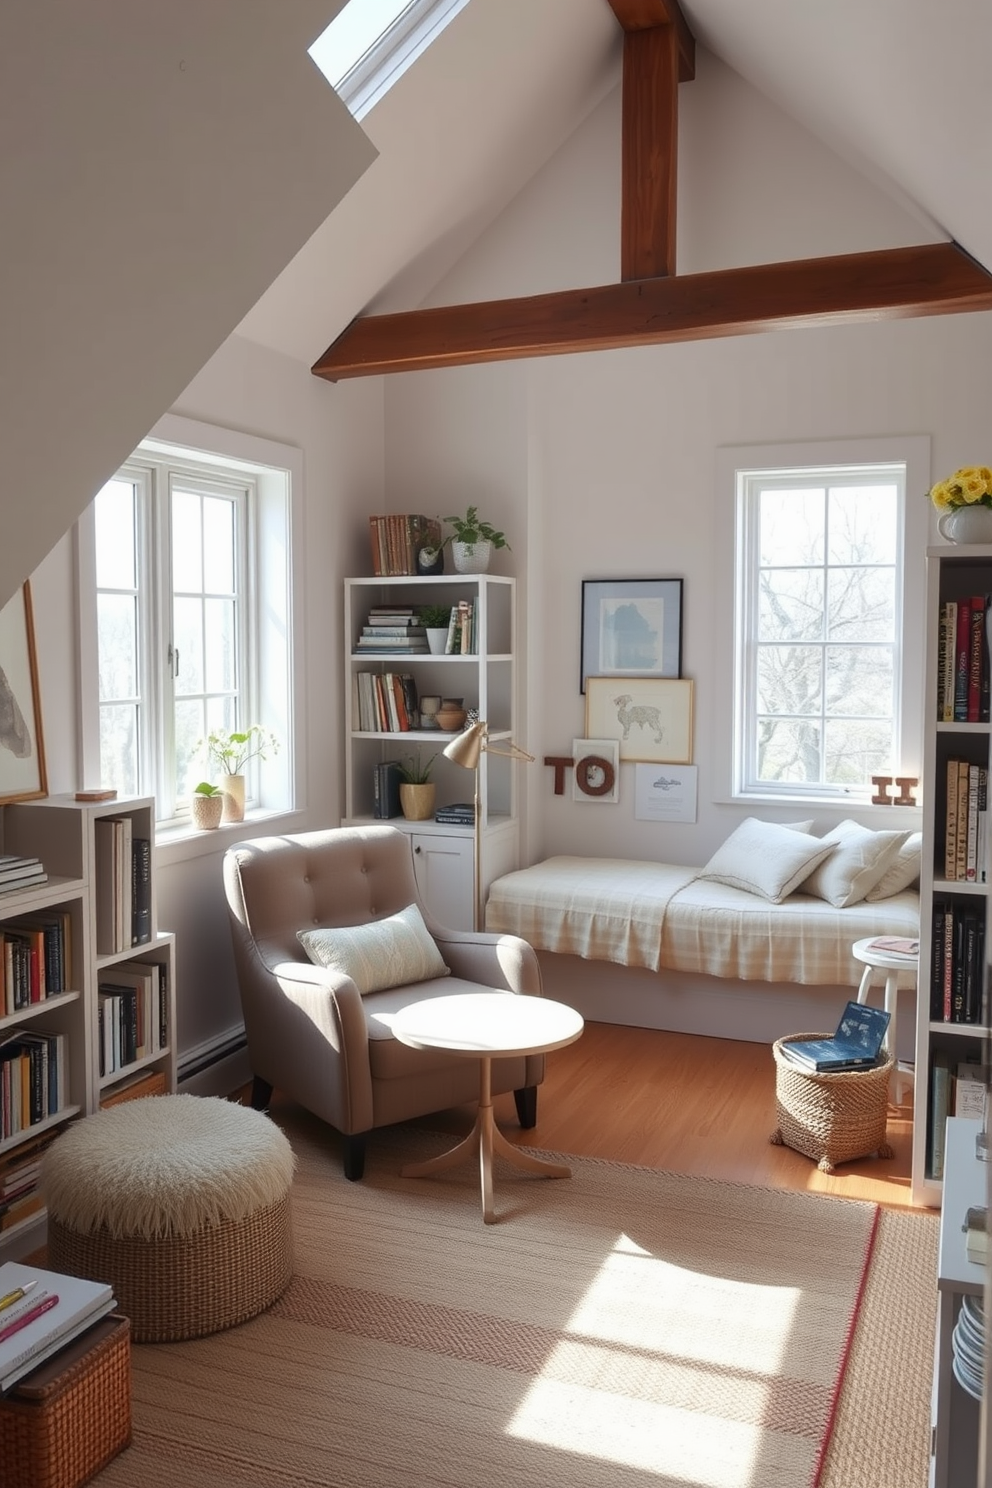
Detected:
[484,855,921,987]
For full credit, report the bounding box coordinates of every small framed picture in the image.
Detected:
[571,738,620,804]
[634,763,698,822]
[0,581,47,805]
[580,578,682,693]
[585,676,693,764]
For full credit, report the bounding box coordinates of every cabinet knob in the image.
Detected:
[414,845,422,854]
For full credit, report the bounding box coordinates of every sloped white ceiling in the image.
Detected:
[0,0,373,608]
[238,0,990,374]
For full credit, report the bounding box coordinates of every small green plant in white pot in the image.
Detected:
[199,725,279,823]
[397,752,439,820]
[418,603,452,655]
[443,506,509,574]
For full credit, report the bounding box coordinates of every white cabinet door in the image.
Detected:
[411,832,473,930]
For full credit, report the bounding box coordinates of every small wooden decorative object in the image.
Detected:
[893,776,919,806]
[870,775,893,804]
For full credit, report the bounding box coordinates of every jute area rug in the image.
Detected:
[96,1109,937,1488]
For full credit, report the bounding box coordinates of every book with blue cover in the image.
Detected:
[782,1000,891,1072]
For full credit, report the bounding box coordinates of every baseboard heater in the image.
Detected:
[178,1028,248,1083]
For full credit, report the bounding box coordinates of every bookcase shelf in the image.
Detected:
[0,794,176,1259]
[912,547,992,1209]
[343,574,521,929]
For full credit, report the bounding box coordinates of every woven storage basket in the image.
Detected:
[770,1033,895,1172]
[48,1194,292,1343]
[0,1314,131,1488]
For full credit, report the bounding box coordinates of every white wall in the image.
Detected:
[385,48,991,870]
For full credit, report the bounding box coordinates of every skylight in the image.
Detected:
[310,0,471,121]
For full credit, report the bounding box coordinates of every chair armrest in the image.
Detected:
[429,930,542,996]
[267,962,374,1131]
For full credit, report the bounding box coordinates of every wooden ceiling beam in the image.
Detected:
[621,24,679,280]
[606,0,694,81]
[312,244,992,380]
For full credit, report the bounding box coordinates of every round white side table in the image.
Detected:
[851,936,918,1104]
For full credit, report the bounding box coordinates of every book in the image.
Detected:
[131,836,152,945]
[372,760,403,820]
[780,1000,890,1072]
[0,1261,116,1393]
[940,600,957,722]
[865,936,919,957]
[955,1063,988,1120]
[930,1049,954,1180]
[945,758,960,881]
[955,599,972,721]
[968,597,986,721]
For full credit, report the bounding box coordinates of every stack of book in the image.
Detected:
[936,595,991,723]
[0,1128,61,1235]
[354,606,429,654]
[0,854,47,895]
[1,909,72,1014]
[929,900,986,1023]
[0,1262,117,1393]
[0,1029,67,1140]
[443,598,478,655]
[928,1054,988,1179]
[354,672,419,732]
[97,959,168,1078]
[368,515,440,576]
[779,1001,890,1073]
[434,802,475,825]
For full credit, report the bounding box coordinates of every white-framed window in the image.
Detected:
[309,0,471,120]
[715,436,929,807]
[78,415,300,832]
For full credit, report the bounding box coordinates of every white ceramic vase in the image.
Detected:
[451,539,492,574]
[937,505,992,544]
[221,773,246,823]
[425,627,449,655]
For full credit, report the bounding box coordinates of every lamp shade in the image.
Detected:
[443,720,486,770]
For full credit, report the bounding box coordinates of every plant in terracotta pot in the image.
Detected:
[397,751,439,820]
[443,506,509,574]
[418,603,453,655]
[199,725,279,823]
[190,781,224,830]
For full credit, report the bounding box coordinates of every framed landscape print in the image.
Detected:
[580,578,682,693]
[0,581,47,804]
[585,676,693,764]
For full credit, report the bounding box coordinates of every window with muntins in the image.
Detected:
[81,420,297,832]
[734,461,906,802]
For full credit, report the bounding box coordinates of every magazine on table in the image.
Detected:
[780,1001,891,1073]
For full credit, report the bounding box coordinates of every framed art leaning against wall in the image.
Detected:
[580,578,682,693]
[0,581,48,804]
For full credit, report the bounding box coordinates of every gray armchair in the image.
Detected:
[222,824,545,1179]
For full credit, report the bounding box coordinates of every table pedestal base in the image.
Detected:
[401,1056,570,1223]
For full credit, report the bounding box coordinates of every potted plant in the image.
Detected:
[200,725,279,823]
[418,603,453,655]
[396,751,439,820]
[443,506,509,574]
[190,781,224,830]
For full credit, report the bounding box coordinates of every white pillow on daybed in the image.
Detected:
[863,831,923,901]
[697,818,837,904]
[800,819,911,908]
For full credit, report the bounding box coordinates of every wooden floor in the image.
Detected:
[401,1019,921,1211]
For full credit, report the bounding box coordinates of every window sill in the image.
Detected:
[155,807,306,867]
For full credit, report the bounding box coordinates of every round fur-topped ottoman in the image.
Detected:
[42,1095,295,1342]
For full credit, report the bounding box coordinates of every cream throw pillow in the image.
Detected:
[800,820,911,908]
[864,831,923,901]
[697,818,838,904]
[297,904,449,994]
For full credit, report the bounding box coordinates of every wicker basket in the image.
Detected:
[0,1314,131,1488]
[770,1033,895,1173]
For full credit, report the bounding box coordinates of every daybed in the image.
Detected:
[485,819,921,1055]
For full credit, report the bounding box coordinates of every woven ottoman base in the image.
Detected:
[43,1096,294,1343]
[770,1034,895,1173]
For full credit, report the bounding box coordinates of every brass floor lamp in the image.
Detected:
[442,721,534,932]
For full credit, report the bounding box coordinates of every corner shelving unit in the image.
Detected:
[0,794,176,1259]
[912,546,992,1209]
[343,574,520,929]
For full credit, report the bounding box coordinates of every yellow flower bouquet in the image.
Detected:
[928,466,992,511]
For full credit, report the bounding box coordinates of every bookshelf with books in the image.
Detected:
[344,574,520,929]
[0,795,176,1258]
[914,547,992,1207]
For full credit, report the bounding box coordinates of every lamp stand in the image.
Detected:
[471,763,482,933]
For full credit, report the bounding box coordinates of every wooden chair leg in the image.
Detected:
[514,1085,538,1129]
[250,1076,273,1111]
[343,1132,367,1181]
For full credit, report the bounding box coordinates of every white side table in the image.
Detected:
[851,936,917,1103]
[392,992,584,1224]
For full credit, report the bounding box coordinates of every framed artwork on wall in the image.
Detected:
[580,577,683,693]
[585,676,693,764]
[570,738,620,804]
[0,581,48,804]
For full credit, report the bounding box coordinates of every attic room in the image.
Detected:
[1,0,991,1484]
